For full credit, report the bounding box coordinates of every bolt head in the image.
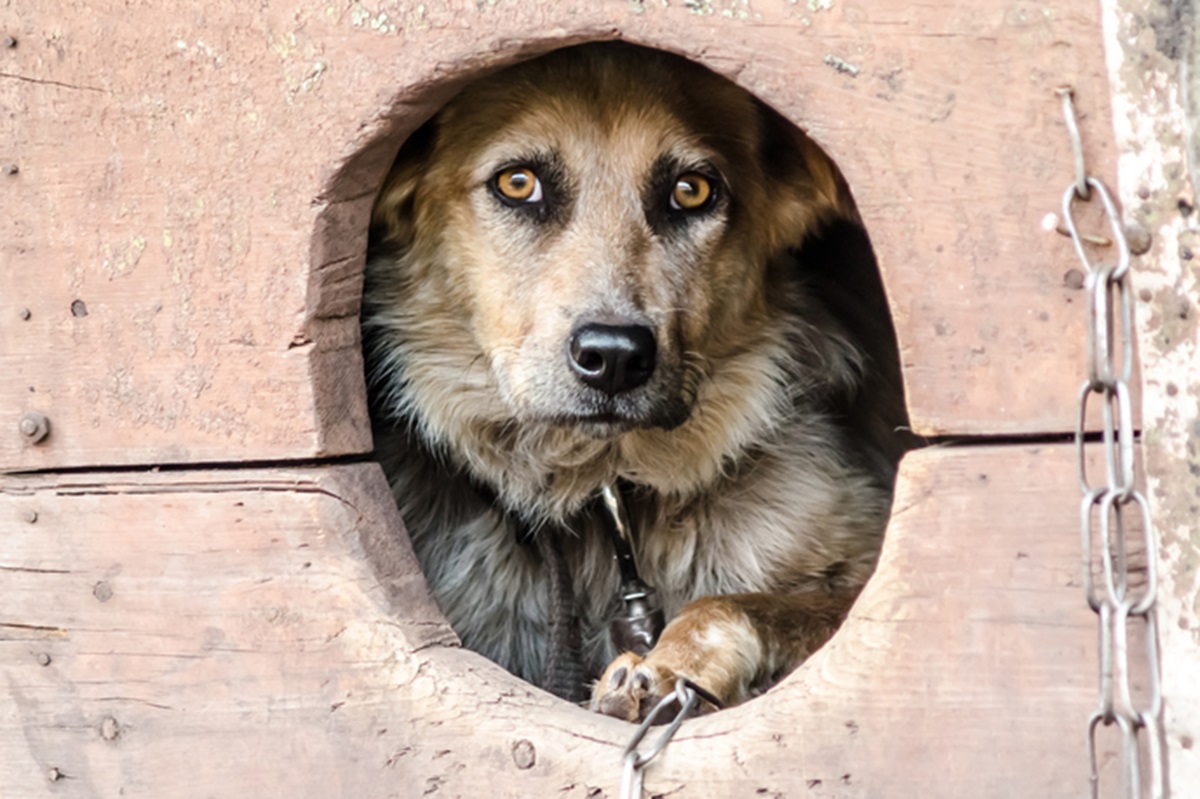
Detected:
[1063,269,1086,290]
[18,411,49,444]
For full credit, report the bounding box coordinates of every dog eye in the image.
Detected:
[493,167,543,204]
[669,173,714,211]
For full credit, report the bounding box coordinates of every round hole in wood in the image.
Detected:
[331,39,913,722]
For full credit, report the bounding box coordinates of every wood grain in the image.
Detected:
[0,2,1148,794]
[1,447,1128,797]
[2,0,1123,473]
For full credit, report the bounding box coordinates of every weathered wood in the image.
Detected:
[4,1,1180,794]
[2,0,1121,473]
[1,447,1127,797]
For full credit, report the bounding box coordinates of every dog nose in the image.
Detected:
[567,323,657,396]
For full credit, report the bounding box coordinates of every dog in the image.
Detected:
[363,42,903,721]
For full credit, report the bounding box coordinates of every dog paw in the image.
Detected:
[590,592,849,722]
[591,652,650,722]
[590,651,718,723]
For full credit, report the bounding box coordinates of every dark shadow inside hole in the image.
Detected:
[360,41,917,719]
[792,215,922,474]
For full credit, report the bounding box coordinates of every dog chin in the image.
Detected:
[571,417,637,440]
[550,405,692,440]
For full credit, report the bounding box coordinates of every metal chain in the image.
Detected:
[618,679,701,799]
[1059,86,1164,799]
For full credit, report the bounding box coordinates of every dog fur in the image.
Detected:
[363,42,899,720]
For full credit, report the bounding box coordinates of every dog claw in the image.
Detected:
[591,651,714,723]
[593,652,645,721]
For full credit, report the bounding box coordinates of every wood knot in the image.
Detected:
[511,739,536,770]
[100,715,121,742]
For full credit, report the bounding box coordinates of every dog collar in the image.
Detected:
[599,483,665,656]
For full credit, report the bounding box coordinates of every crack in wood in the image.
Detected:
[0,71,107,92]
[1,479,366,519]
[313,188,379,206]
[0,622,68,636]
[540,724,622,748]
[94,696,174,711]
[311,252,362,274]
[75,650,205,660]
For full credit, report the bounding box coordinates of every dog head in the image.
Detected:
[366,43,862,512]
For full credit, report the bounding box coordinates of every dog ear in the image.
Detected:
[368,120,437,261]
[756,101,856,254]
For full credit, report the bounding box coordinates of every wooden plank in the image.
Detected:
[2,0,1121,472]
[1,447,1128,797]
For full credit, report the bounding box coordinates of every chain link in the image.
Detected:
[1060,87,1164,799]
[618,679,703,799]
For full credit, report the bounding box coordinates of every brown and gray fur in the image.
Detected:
[363,43,901,720]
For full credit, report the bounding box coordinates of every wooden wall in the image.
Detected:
[3,1,1181,797]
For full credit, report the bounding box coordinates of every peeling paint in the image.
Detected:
[101,234,147,278]
[344,2,429,35]
[1101,0,1200,791]
[287,60,329,105]
[348,4,400,34]
[718,0,755,20]
[624,0,672,12]
[824,54,860,77]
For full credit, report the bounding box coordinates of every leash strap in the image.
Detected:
[535,530,588,703]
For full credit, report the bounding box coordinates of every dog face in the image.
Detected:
[367,43,857,513]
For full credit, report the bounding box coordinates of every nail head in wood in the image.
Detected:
[1063,269,1085,290]
[1124,222,1152,256]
